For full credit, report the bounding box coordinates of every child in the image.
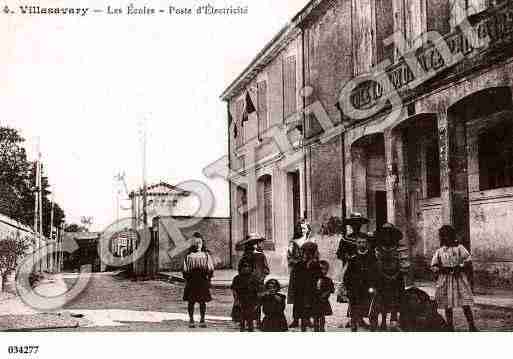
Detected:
[431,225,477,331]
[344,236,378,331]
[231,260,262,332]
[293,241,322,332]
[313,260,335,332]
[182,234,214,328]
[239,234,270,329]
[260,279,288,332]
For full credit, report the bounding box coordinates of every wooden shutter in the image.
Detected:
[263,177,273,242]
[375,0,394,63]
[284,56,297,118]
[427,0,450,35]
[257,81,268,134]
[235,99,244,147]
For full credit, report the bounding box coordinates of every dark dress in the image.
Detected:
[344,251,378,317]
[261,293,288,332]
[231,273,262,321]
[375,246,404,313]
[336,232,370,305]
[313,276,335,317]
[293,260,322,318]
[240,251,270,284]
[287,240,302,304]
[182,252,214,303]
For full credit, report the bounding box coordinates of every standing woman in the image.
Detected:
[183,232,215,328]
[431,225,477,331]
[287,219,312,328]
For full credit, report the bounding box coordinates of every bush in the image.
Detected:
[0,232,30,292]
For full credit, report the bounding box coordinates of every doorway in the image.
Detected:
[375,191,387,230]
[291,170,301,227]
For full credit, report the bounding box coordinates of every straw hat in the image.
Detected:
[235,233,265,251]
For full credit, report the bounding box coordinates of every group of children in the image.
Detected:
[231,238,335,332]
[184,222,478,332]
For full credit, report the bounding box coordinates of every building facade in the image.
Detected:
[222,0,513,285]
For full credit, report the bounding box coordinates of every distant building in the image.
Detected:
[129,182,192,229]
[62,232,101,272]
[129,182,231,274]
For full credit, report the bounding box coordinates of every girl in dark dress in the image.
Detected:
[344,236,379,331]
[182,234,214,328]
[231,260,262,332]
[261,279,288,332]
[293,241,322,332]
[313,260,335,332]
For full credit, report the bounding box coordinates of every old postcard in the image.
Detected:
[1,0,513,356]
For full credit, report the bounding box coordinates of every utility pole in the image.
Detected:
[38,159,44,272]
[141,119,148,229]
[33,141,42,272]
[49,195,55,272]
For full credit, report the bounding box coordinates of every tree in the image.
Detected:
[0,127,67,232]
[0,127,33,222]
[0,232,30,292]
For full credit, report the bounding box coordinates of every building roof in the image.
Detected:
[129,181,190,198]
[220,0,333,101]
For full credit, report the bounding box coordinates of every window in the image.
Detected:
[284,56,297,118]
[427,0,451,35]
[257,81,268,135]
[478,122,513,190]
[375,0,394,63]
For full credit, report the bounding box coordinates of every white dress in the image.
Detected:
[431,245,474,309]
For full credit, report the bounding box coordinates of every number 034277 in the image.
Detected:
[7,346,39,355]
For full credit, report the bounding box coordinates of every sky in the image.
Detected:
[0,0,309,231]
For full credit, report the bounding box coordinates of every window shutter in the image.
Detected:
[284,56,297,118]
[257,81,268,134]
[235,99,244,146]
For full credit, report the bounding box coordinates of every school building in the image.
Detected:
[221,0,513,286]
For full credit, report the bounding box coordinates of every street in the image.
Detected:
[13,272,512,332]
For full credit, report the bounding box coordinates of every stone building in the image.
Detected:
[221,0,513,285]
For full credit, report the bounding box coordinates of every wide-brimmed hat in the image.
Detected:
[343,212,369,226]
[376,223,403,246]
[235,233,265,251]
